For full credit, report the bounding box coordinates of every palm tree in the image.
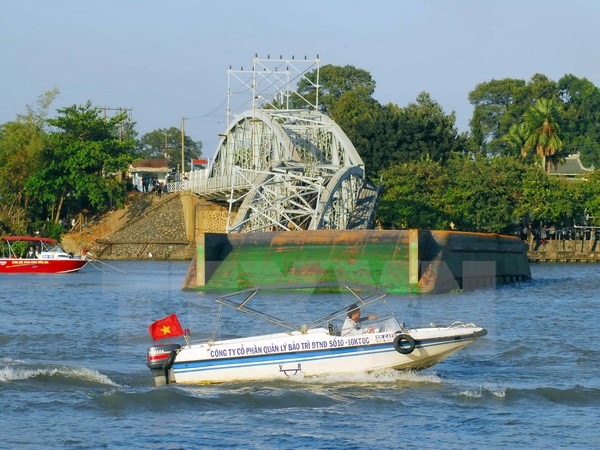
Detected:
[521,98,563,173]
[502,122,530,158]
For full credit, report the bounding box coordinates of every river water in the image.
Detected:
[1,261,599,449]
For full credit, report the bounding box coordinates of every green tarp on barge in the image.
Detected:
[183,229,531,294]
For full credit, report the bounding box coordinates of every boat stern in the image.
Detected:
[146,343,181,386]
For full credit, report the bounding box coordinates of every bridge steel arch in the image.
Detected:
[309,165,364,230]
[207,109,377,233]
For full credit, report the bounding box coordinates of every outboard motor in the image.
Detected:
[147,343,181,386]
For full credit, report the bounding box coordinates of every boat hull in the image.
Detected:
[0,258,88,273]
[167,325,486,384]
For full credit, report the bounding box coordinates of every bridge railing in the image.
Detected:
[166,170,252,195]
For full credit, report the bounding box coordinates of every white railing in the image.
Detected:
[166,170,252,195]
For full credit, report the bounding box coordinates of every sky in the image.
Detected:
[2,0,600,158]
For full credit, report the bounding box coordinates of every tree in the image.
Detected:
[442,157,523,233]
[293,64,376,113]
[466,107,487,159]
[501,122,530,159]
[521,98,564,173]
[558,74,600,168]
[393,92,464,164]
[137,127,202,171]
[378,159,450,230]
[0,89,59,234]
[25,102,134,223]
[468,77,527,154]
[468,75,559,156]
[571,170,600,221]
[328,87,386,176]
[377,155,589,234]
[514,165,578,227]
[327,89,464,178]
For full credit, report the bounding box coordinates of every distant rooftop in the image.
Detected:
[548,154,593,178]
[131,159,169,169]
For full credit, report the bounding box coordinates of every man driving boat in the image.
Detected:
[341,303,377,335]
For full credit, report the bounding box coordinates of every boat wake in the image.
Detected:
[294,368,443,386]
[0,358,119,387]
[167,369,444,401]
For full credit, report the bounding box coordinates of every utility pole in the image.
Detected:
[163,132,169,159]
[181,117,186,175]
[101,106,132,141]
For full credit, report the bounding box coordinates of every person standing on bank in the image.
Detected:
[341,303,377,335]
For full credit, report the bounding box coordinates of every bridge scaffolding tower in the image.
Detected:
[198,55,379,233]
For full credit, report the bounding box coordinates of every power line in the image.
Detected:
[184,99,227,120]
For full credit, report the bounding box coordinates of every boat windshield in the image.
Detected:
[367,316,403,333]
[45,243,67,253]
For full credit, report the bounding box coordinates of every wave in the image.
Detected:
[155,370,442,406]
[95,382,382,412]
[495,343,532,359]
[514,385,600,405]
[1,332,73,346]
[93,370,444,412]
[93,385,338,413]
[452,384,600,405]
[452,383,507,399]
[0,359,119,387]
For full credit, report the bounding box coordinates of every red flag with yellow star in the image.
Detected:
[148,314,184,341]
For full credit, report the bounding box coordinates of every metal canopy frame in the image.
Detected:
[211,283,390,334]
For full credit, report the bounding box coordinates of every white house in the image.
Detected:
[129,159,172,192]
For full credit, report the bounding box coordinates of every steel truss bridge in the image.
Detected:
[183,56,380,233]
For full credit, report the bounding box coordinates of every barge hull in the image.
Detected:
[183,229,530,293]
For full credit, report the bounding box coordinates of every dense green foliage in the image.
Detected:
[0,90,58,235]
[306,67,600,233]
[293,64,376,114]
[136,127,202,171]
[1,66,599,238]
[0,93,203,236]
[469,74,600,168]
[295,65,465,178]
[25,102,134,225]
[378,157,597,233]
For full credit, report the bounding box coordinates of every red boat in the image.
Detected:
[0,236,88,274]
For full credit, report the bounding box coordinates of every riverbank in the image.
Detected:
[527,235,600,262]
[61,191,194,260]
[61,191,228,260]
[526,229,600,263]
[61,193,600,266]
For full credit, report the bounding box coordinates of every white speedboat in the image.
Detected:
[146,284,487,385]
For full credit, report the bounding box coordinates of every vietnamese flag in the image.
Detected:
[148,314,184,341]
